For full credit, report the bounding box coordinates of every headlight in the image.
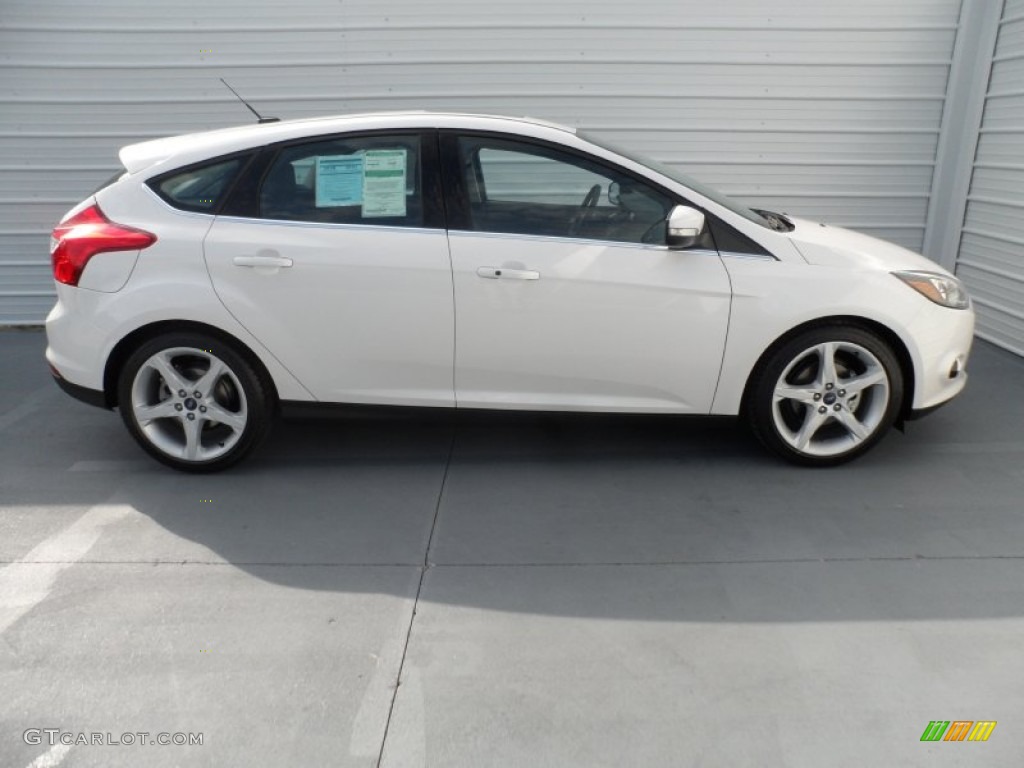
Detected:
[892,271,970,309]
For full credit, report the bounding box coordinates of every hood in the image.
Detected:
[786,217,952,276]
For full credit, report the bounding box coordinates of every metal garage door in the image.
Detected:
[1,0,963,324]
[957,0,1024,356]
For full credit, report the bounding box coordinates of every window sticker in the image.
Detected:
[315,154,364,208]
[362,149,407,217]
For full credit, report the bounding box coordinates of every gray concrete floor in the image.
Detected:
[1,327,1023,767]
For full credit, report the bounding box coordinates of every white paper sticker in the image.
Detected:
[362,149,407,217]
[315,154,364,208]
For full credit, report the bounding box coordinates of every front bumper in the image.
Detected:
[906,398,955,422]
[904,300,975,411]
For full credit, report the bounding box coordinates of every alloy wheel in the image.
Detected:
[129,346,248,462]
[770,340,891,458]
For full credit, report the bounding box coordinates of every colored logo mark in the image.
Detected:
[920,721,996,742]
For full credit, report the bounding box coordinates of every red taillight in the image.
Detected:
[50,203,156,287]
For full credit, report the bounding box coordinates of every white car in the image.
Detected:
[46,112,974,471]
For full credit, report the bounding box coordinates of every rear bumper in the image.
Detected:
[51,370,109,409]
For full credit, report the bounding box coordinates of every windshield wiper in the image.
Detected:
[753,209,794,232]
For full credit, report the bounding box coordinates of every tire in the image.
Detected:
[747,325,904,466]
[117,332,274,472]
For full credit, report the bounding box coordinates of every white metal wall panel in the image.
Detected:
[1,0,962,323]
[958,0,1024,355]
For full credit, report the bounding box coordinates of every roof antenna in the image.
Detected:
[219,78,279,124]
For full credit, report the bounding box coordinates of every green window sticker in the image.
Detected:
[362,150,407,217]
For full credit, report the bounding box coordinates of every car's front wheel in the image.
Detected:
[117,332,273,472]
[748,325,904,466]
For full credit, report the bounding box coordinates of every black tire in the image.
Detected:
[746,324,904,466]
[117,331,274,472]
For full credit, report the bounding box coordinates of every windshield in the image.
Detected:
[579,131,777,230]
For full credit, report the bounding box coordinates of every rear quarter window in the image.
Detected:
[149,156,246,213]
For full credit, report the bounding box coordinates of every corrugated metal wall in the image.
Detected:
[957,0,1024,356]
[2,0,963,324]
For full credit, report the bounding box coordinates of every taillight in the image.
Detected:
[50,203,156,287]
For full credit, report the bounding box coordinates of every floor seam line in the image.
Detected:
[0,560,424,567]
[374,420,457,768]
[425,554,1024,567]
[5,555,1022,568]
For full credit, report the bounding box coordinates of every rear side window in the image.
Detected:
[258,135,423,227]
[150,157,245,213]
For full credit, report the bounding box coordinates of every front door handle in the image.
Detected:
[233,255,293,268]
[477,266,540,280]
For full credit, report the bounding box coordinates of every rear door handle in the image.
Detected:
[476,267,540,280]
[233,255,293,268]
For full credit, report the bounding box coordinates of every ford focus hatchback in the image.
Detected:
[46,112,974,471]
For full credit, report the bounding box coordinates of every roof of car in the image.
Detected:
[119,111,577,175]
[281,110,576,133]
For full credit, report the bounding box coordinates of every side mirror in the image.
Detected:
[665,205,706,249]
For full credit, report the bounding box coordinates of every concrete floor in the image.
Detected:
[1,327,1023,767]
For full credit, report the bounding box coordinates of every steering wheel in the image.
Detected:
[567,184,602,237]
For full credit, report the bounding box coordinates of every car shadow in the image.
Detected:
[4,330,1024,624]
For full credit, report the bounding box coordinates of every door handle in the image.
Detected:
[233,255,293,268]
[477,266,540,280]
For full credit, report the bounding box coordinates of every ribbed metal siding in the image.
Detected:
[1,0,962,324]
[958,0,1024,356]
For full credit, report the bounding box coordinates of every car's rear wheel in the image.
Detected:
[748,325,904,466]
[117,332,273,472]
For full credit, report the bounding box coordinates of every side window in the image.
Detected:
[476,148,607,205]
[259,135,422,227]
[151,157,244,213]
[456,137,674,245]
[706,215,772,257]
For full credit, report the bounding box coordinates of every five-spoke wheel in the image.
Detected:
[118,333,272,471]
[748,326,903,465]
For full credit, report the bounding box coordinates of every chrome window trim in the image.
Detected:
[145,187,442,234]
[447,228,712,253]
[212,213,444,236]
